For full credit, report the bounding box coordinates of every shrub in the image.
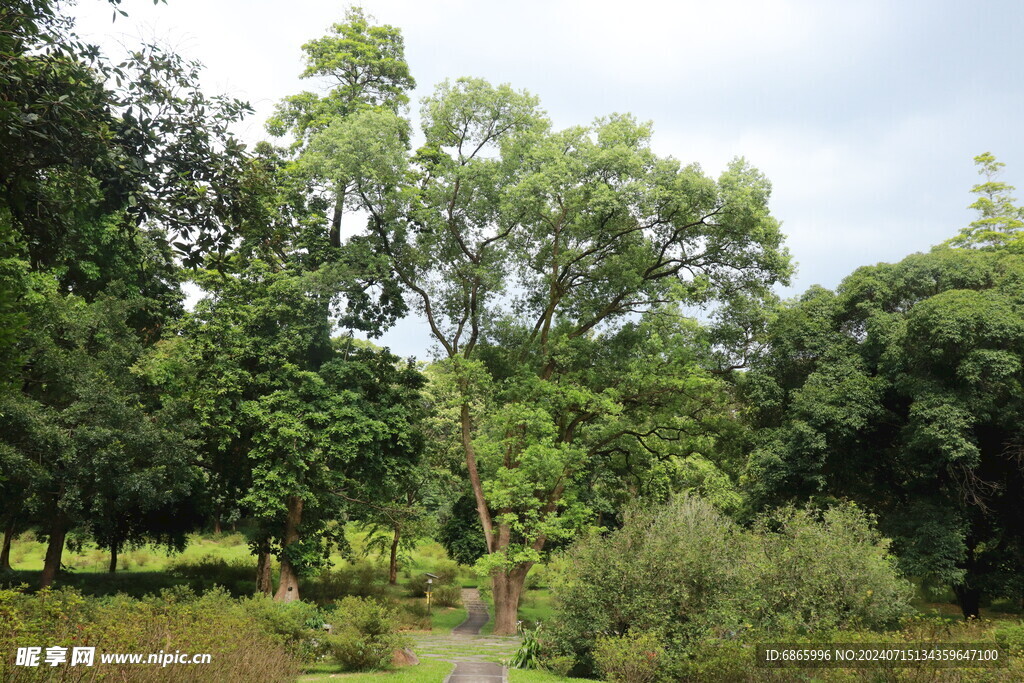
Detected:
[408,561,460,597]
[432,583,462,607]
[239,594,327,660]
[306,561,387,603]
[167,555,256,595]
[325,596,408,671]
[545,496,913,680]
[593,631,663,683]
[0,586,303,682]
[546,496,746,676]
[749,504,914,632]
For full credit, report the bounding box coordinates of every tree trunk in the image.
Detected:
[40,518,68,588]
[491,564,530,635]
[256,545,273,595]
[213,518,222,535]
[0,519,15,571]
[954,583,982,620]
[274,496,303,602]
[108,543,119,573]
[461,403,494,551]
[388,525,400,585]
[329,187,346,249]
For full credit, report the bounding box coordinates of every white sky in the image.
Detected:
[71,0,1024,358]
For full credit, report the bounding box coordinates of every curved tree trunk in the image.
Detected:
[40,517,68,588]
[256,544,273,595]
[274,496,303,602]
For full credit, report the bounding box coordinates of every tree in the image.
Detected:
[2,282,199,587]
[744,247,1024,618]
[267,6,415,249]
[1,0,260,582]
[343,78,790,632]
[177,263,426,601]
[949,153,1024,250]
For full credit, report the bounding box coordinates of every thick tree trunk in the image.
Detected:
[0,519,15,571]
[40,518,68,588]
[954,584,982,620]
[388,525,400,585]
[274,496,303,602]
[108,543,118,573]
[492,565,530,635]
[256,545,273,595]
[213,518,222,535]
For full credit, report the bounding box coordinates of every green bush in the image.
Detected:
[432,583,462,607]
[545,496,913,680]
[749,504,914,632]
[306,561,387,603]
[0,586,303,681]
[239,594,327,660]
[167,554,256,595]
[593,631,662,683]
[408,561,460,597]
[325,596,408,671]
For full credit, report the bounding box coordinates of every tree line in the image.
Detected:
[2,0,1022,634]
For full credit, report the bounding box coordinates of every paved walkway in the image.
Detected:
[410,588,517,683]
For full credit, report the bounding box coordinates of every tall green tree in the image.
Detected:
[1,0,261,580]
[342,78,790,632]
[178,263,425,601]
[267,6,415,250]
[744,247,1024,618]
[3,282,199,587]
[949,153,1024,250]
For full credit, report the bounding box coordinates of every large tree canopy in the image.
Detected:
[323,76,792,632]
[744,246,1024,618]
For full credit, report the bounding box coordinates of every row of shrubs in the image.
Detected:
[0,585,408,681]
[528,496,1024,681]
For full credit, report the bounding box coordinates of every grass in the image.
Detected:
[518,588,555,628]
[427,604,469,632]
[300,659,453,681]
[507,669,583,683]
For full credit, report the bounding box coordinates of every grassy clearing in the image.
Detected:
[517,588,555,628]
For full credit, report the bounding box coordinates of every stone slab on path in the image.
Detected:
[437,588,510,683]
[452,587,491,634]
[445,660,505,682]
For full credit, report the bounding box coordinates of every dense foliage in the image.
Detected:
[5,2,1024,679]
[743,246,1024,617]
[546,496,912,679]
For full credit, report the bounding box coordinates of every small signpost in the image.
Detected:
[425,573,438,616]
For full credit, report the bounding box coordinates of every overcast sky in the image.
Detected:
[72,0,1024,358]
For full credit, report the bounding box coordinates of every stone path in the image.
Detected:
[410,588,519,683]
